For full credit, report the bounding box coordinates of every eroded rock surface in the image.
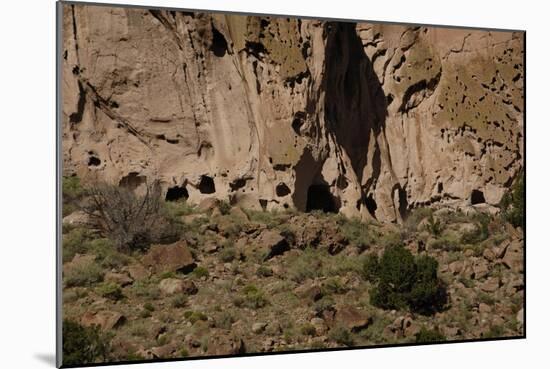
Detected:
[61,4,524,222]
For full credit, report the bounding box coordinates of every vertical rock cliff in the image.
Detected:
[61,4,524,222]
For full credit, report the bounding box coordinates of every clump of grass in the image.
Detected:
[219,246,236,263]
[426,214,444,236]
[129,321,149,337]
[164,199,195,218]
[184,311,208,324]
[329,326,354,346]
[62,176,87,217]
[359,314,392,344]
[130,280,160,300]
[415,327,446,342]
[218,200,232,215]
[403,207,433,234]
[216,311,235,329]
[339,217,373,250]
[313,295,335,316]
[300,323,317,336]
[62,227,95,262]
[483,324,506,338]
[428,233,461,252]
[286,248,322,282]
[256,265,273,277]
[64,258,104,288]
[96,282,123,300]
[322,253,363,277]
[191,266,209,279]
[244,209,285,228]
[241,284,269,309]
[321,277,347,295]
[171,295,187,308]
[461,214,490,245]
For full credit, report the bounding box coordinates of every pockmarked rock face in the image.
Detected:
[61,4,524,222]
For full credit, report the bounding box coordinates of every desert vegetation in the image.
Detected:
[61,175,524,364]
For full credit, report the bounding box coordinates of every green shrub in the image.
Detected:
[164,200,195,218]
[322,277,347,295]
[97,282,123,300]
[429,234,461,252]
[300,323,317,336]
[62,176,87,217]
[415,327,446,342]
[256,265,273,277]
[426,214,444,236]
[171,295,187,308]
[219,247,236,263]
[218,200,232,215]
[329,326,354,346]
[287,248,322,282]
[216,311,235,329]
[62,319,109,365]
[313,295,335,316]
[143,302,155,312]
[501,172,524,229]
[362,253,380,282]
[183,311,207,324]
[242,284,269,309]
[461,214,490,244]
[340,218,373,250]
[191,266,209,279]
[63,227,95,262]
[369,245,447,315]
[404,207,433,233]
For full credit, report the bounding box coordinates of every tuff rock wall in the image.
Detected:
[61,4,524,222]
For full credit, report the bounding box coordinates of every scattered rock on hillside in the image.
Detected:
[62,210,91,227]
[159,278,198,295]
[105,271,133,287]
[80,310,125,331]
[142,241,196,274]
[334,305,371,332]
[259,230,290,260]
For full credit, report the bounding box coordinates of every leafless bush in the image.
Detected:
[84,181,180,252]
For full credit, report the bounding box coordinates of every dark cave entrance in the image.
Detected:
[210,26,228,57]
[306,185,338,213]
[471,189,486,205]
[365,194,378,219]
[165,185,189,202]
[198,175,216,194]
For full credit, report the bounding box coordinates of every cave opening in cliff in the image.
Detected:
[365,194,377,218]
[198,175,216,194]
[210,26,228,57]
[165,185,189,202]
[471,189,486,205]
[276,182,291,197]
[88,155,101,167]
[306,185,338,213]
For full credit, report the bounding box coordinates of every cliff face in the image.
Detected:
[61,4,524,222]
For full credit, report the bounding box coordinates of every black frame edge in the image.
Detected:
[54,1,527,368]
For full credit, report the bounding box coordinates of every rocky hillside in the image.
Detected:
[61,190,524,363]
[61,4,524,223]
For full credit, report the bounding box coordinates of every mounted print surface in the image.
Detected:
[57,1,525,367]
